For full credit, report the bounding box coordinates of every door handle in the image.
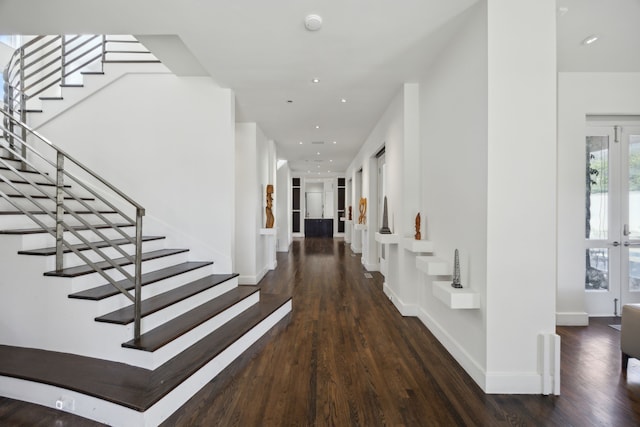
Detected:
[624,241,640,247]
[612,241,620,247]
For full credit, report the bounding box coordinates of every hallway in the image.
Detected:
[165,238,640,426]
[1,237,639,426]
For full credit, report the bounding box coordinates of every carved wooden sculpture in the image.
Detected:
[358,197,367,224]
[415,213,421,240]
[265,184,275,228]
[348,206,352,221]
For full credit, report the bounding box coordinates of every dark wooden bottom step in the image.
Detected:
[4,194,94,201]
[44,248,188,278]
[123,286,258,352]
[0,222,131,235]
[0,294,291,411]
[69,261,213,301]
[95,273,238,325]
[19,235,164,256]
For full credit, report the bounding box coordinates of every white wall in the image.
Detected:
[485,0,557,392]
[38,73,235,271]
[276,161,291,252]
[235,123,274,283]
[418,0,488,380]
[346,90,403,271]
[235,123,258,279]
[557,72,640,325]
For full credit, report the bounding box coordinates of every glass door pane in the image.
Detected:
[623,130,640,304]
[586,135,609,240]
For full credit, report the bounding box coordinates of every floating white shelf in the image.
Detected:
[374,232,401,245]
[259,227,277,235]
[415,256,449,276]
[402,238,434,253]
[433,281,480,309]
[354,223,368,231]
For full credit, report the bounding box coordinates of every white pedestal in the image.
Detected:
[375,232,401,245]
[259,227,278,270]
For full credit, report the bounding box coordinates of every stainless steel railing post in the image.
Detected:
[55,152,64,272]
[134,207,145,340]
[60,35,67,87]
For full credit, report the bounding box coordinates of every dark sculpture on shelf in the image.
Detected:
[348,205,352,221]
[451,249,462,288]
[265,184,275,228]
[415,213,421,240]
[379,196,392,234]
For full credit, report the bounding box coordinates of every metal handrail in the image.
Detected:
[1,81,148,341]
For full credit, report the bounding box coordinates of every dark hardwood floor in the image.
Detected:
[1,237,639,426]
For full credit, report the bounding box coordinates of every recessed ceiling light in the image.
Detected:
[317,165,320,168]
[312,78,320,83]
[333,141,337,144]
[582,35,599,45]
[299,141,303,145]
[329,159,333,162]
[340,98,347,103]
[317,152,320,155]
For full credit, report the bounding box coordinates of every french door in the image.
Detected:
[585,123,640,316]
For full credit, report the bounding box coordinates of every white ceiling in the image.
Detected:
[1,0,638,177]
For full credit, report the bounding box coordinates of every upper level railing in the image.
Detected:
[2,35,157,162]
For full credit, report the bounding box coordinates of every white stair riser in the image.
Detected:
[0,181,95,199]
[63,251,191,289]
[19,226,136,250]
[69,262,214,300]
[98,277,239,337]
[0,197,109,213]
[0,212,125,229]
[36,238,167,270]
[146,285,255,369]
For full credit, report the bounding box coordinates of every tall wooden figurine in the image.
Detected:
[415,213,421,240]
[358,197,367,224]
[265,184,275,228]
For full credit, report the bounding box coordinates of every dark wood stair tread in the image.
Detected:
[95,273,239,325]
[0,222,132,235]
[69,261,212,301]
[5,193,94,201]
[18,235,164,256]
[122,286,258,352]
[59,84,84,88]
[0,294,291,411]
[0,209,117,216]
[44,248,187,278]
[39,96,64,101]
[0,165,47,176]
[0,178,71,188]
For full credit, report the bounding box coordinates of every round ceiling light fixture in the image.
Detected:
[305,14,323,31]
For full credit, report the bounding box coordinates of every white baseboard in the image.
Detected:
[556,311,588,326]
[416,307,486,391]
[350,244,362,254]
[383,283,418,317]
[238,267,267,285]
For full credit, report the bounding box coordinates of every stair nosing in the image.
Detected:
[95,273,239,325]
[122,287,259,352]
[18,235,165,256]
[43,248,188,278]
[0,222,132,236]
[68,261,213,301]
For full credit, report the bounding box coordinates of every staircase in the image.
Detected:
[0,36,291,426]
